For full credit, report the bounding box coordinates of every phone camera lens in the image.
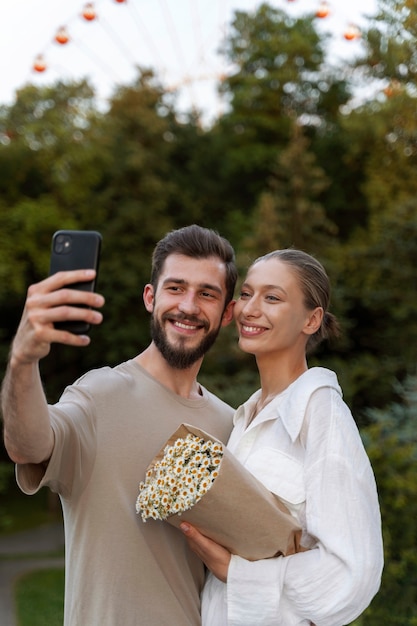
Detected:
[55,234,72,254]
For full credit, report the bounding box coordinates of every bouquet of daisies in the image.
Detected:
[136,424,303,561]
[136,432,223,522]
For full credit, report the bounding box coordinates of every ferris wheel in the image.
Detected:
[17,0,376,123]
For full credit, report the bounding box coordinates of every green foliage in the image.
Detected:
[361,376,417,623]
[211,3,349,212]
[333,197,417,418]
[0,462,14,531]
[341,94,417,219]
[0,196,73,299]
[359,0,417,90]
[0,81,100,206]
[220,4,326,120]
[0,484,61,535]
[241,124,337,256]
[0,462,12,492]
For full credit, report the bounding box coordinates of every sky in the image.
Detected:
[0,0,378,122]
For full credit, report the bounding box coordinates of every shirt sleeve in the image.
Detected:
[226,388,383,626]
[16,380,97,500]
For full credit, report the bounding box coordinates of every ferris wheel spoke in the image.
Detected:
[23,0,374,125]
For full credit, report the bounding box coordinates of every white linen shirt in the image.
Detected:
[202,367,383,626]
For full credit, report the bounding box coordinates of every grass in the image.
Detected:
[15,568,65,626]
[1,484,65,625]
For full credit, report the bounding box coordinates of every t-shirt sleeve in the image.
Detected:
[17,381,98,500]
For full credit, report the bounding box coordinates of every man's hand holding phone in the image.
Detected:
[11,229,104,367]
[49,230,102,334]
[10,269,105,367]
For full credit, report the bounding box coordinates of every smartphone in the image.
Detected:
[49,230,102,334]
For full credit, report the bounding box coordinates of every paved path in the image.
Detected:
[0,523,65,626]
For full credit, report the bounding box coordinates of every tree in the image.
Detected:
[360,376,417,623]
[241,123,336,257]
[332,197,417,418]
[0,80,101,207]
[359,0,417,93]
[209,3,350,214]
[339,93,417,223]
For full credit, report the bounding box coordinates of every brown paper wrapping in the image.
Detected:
[144,423,303,561]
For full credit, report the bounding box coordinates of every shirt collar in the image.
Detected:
[234,367,342,442]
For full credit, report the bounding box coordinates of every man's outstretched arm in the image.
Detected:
[2,269,104,464]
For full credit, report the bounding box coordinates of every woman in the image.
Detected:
[181,249,383,626]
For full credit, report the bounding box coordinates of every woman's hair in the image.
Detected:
[252,249,341,352]
[151,224,238,306]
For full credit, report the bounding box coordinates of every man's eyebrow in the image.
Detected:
[163,277,223,295]
[200,282,223,296]
[162,277,186,286]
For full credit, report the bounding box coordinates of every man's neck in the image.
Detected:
[134,344,203,399]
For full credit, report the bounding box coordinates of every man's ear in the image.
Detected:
[221,300,235,327]
[304,307,323,336]
[143,284,155,313]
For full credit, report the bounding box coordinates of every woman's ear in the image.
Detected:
[304,307,324,336]
[143,284,155,313]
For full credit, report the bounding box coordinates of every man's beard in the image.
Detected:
[150,312,221,370]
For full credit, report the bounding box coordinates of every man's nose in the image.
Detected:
[178,292,200,315]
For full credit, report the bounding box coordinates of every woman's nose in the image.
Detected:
[241,297,261,317]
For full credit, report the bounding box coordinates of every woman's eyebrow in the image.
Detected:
[241,281,288,296]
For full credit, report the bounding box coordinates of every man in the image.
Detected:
[2,224,237,626]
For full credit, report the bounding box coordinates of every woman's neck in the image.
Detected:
[249,357,307,423]
[256,352,308,401]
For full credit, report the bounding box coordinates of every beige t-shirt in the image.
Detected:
[17,360,234,626]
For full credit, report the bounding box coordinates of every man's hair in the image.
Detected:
[151,224,237,305]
